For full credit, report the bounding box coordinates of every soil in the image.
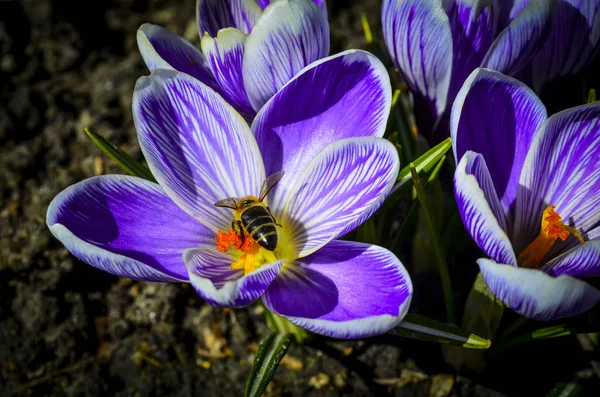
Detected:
[1,1,599,396]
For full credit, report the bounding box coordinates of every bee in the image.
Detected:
[214,171,284,251]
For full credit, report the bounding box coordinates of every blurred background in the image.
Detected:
[1,0,599,396]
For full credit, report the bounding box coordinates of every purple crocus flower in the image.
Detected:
[47,51,413,338]
[137,0,328,118]
[381,0,555,143]
[522,0,600,92]
[452,67,600,320]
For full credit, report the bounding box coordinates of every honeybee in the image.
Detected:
[214,171,284,251]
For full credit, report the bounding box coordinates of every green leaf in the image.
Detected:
[245,332,295,397]
[355,218,379,245]
[85,127,156,182]
[360,13,374,45]
[390,155,446,250]
[443,273,506,371]
[409,163,455,323]
[383,137,452,210]
[392,314,491,349]
[587,88,596,104]
[546,383,583,397]
[397,137,452,186]
[490,324,599,355]
[462,272,505,338]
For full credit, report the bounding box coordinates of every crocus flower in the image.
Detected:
[452,67,600,320]
[382,0,554,143]
[521,0,600,92]
[137,0,328,118]
[47,51,413,338]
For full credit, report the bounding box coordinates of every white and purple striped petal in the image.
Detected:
[482,0,554,76]
[262,240,412,339]
[201,28,254,117]
[283,138,399,258]
[256,0,326,9]
[243,0,330,111]
[451,68,546,212]
[252,50,391,212]
[526,0,600,92]
[497,0,532,30]
[184,248,283,308]
[478,258,600,320]
[137,24,219,92]
[443,0,499,101]
[454,152,517,265]
[382,0,452,122]
[132,69,265,232]
[542,239,600,278]
[47,175,213,282]
[197,0,263,36]
[514,103,600,249]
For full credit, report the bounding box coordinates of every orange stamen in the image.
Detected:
[214,229,273,275]
[518,205,584,269]
[215,229,255,252]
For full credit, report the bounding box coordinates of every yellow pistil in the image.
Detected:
[518,205,584,269]
[215,229,277,275]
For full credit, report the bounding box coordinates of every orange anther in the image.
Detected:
[518,206,584,269]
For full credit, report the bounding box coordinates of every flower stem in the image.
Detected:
[409,163,456,323]
[264,309,309,343]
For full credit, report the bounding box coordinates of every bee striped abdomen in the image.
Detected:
[241,206,278,251]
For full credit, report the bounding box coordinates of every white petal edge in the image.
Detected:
[479,258,600,320]
[455,152,517,265]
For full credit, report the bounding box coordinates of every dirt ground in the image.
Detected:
[1,0,599,396]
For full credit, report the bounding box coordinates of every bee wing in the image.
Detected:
[259,171,285,202]
[214,197,238,209]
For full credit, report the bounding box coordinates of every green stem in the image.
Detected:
[409,163,456,323]
[265,308,309,343]
[391,156,446,251]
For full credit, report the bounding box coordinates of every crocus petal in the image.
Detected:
[243,0,330,111]
[478,258,600,320]
[497,0,532,30]
[47,175,213,282]
[132,69,265,232]
[196,0,263,36]
[137,24,219,92]
[444,0,499,100]
[526,0,600,92]
[543,239,600,278]
[262,240,412,338]
[454,152,517,265]
[283,137,399,258]
[451,68,546,211]
[252,50,391,212]
[382,0,452,120]
[257,0,326,9]
[481,0,554,76]
[201,28,254,117]
[514,103,600,248]
[184,248,283,308]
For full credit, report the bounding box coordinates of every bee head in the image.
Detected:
[240,198,256,208]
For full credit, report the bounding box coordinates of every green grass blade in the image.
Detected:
[383,137,452,210]
[245,332,295,397]
[490,324,598,355]
[85,127,156,182]
[410,163,455,323]
[392,314,491,349]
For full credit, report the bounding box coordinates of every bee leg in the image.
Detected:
[233,220,245,249]
[267,206,282,227]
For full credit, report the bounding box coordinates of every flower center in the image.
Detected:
[215,229,278,275]
[517,205,584,269]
